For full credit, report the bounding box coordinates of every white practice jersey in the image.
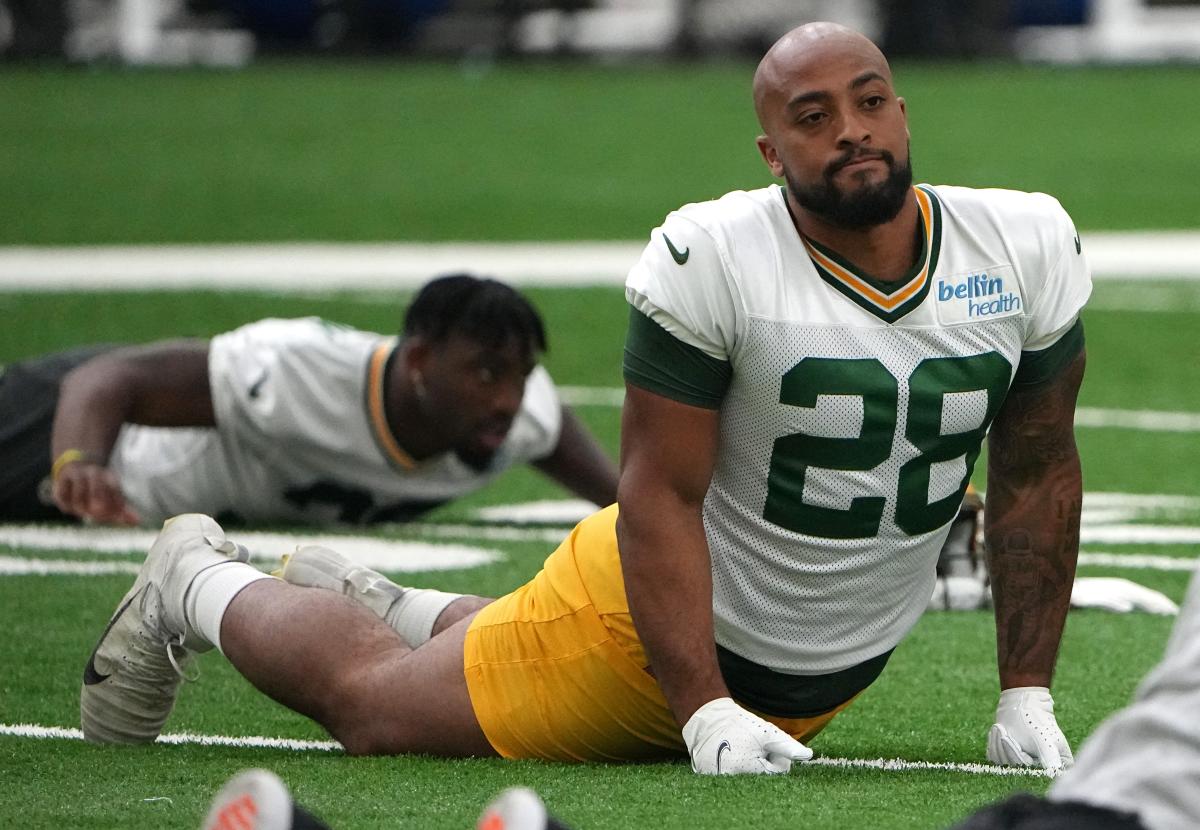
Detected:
[109,318,562,526]
[625,184,1091,675]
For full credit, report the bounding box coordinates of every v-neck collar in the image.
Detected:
[788,184,943,323]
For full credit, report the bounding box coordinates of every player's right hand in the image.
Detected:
[52,461,140,526]
[682,697,812,775]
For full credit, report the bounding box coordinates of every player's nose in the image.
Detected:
[835,110,871,146]
[491,379,524,418]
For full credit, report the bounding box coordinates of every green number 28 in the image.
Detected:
[763,352,1011,539]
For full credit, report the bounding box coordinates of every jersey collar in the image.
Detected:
[365,339,417,471]
[793,184,943,324]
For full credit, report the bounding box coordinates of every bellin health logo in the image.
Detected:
[937,273,1020,318]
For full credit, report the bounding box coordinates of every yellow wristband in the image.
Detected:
[50,449,90,482]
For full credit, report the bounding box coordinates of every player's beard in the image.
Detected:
[786,147,913,230]
[455,447,495,471]
[454,417,512,471]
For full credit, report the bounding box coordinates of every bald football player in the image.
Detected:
[80,23,1088,776]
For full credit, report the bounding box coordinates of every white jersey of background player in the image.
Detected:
[46,274,618,528]
[111,317,562,526]
[625,181,1090,677]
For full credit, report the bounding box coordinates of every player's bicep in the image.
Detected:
[989,347,1086,481]
[102,340,214,427]
[618,384,721,509]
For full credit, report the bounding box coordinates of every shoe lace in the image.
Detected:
[165,634,201,683]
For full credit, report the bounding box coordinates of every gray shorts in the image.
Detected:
[0,345,116,521]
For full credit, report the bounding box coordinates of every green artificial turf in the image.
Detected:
[2,56,1199,830]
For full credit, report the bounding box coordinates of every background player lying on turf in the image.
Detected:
[81,22,1088,775]
[0,273,617,527]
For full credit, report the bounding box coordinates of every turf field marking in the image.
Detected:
[0,556,140,576]
[8,549,1183,581]
[1082,526,1200,544]
[1,233,1199,291]
[402,523,571,544]
[1074,407,1200,432]
[1081,492,1200,515]
[559,387,1200,434]
[0,525,500,572]
[475,498,596,526]
[0,722,1054,777]
[2,492,1193,578]
[1079,553,1198,571]
[0,723,339,752]
[806,756,1054,779]
[557,386,627,407]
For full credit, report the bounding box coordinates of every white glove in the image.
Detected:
[987,687,1074,771]
[1070,577,1179,615]
[682,697,813,775]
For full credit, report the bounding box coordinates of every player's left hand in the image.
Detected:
[51,460,140,526]
[987,687,1074,771]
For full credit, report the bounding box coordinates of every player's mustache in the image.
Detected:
[478,415,514,434]
[827,148,893,175]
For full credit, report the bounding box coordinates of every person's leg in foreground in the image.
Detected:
[80,513,495,758]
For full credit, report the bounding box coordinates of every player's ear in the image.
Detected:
[401,336,433,376]
[401,337,436,401]
[756,135,784,178]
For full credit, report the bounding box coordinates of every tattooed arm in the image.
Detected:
[985,349,1086,689]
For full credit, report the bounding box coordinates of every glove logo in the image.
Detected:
[715,740,731,775]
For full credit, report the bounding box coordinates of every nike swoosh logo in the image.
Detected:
[716,739,731,774]
[248,369,269,399]
[83,588,142,685]
[663,233,689,265]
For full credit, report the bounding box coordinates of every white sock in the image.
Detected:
[383,588,463,648]
[184,562,273,655]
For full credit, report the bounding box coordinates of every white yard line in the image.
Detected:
[806,755,1054,778]
[0,525,500,572]
[1074,408,1200,432]
[1,232,1199,291]
[1079,552,1199,571]
[0,242,643,291]
[559,386,1200,434]
[0,556,141,576]
[0,491,1194,576]
[0,723,339,752]
[0,722,1054,777]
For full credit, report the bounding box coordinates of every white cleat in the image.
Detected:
[80,514,249,745]
[276,545,405,619]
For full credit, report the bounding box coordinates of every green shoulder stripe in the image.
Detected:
[622,306,731,409]
[1012,319,1085,387]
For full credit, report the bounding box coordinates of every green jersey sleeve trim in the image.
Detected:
[1012,319,1084,388]
[622,306,732,409]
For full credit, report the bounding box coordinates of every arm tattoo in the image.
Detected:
[988,497,1082,676]
[986,351,1085,685]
